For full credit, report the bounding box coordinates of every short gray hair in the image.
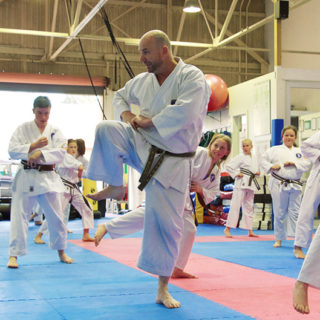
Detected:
[141,30,172,52]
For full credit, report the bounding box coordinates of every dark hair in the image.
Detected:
[67,139,77,145]
[281,125,297,137]
[33,96,51,109]
[76,139,86,156]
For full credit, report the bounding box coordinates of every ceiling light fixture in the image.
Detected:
[183,0,201,13]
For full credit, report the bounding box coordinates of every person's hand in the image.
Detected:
[27,150,43,167]
[29,137,48,152]
[284,161,296,167]
[190,182,201,193]
[255,171,260,176]
[236,173,243,178]
[271,164,281,171]
[121,111,136,124]
[131,115,153,129]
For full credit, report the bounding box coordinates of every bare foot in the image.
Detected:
[58,250,74,264]
[273,240,281,247]
[224,228,232,238]
[67,230,73,233]
[35,221,42,226]
[171,267,198,279]
[156,292,181,308]
[82,234,95,242]
[34,233,46,244]
[94,224,107,247]
[7,256,18,268]
[293,281,310,314]
[293,246,306,259]
[156,276,181,308]
[86,185,125,201]
[249,231,258,237]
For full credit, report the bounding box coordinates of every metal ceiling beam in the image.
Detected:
[48,0,59,58]
[49,0,109,61]
[70,0,84,34]
[217,0,238,43]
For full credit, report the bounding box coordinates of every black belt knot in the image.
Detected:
[240,168,260,190]
[271,172,303,187]
[138,146,196,191]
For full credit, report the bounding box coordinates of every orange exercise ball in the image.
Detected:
[205,74,229,112]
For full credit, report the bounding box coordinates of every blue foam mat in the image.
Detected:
[0,218,300,319]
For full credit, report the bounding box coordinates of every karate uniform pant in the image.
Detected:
[297,224,320,288]
[270,182,302,241]
[226,188,254,230]
[9,191,67,256]
[87,120,189,277]
[106,206,197,270]
[39,188,94,235]
[294,177,320,248]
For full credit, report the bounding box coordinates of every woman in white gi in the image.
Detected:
[34,139,94,243]
[224,139,260,238]
[260,125,310,248]
[293,132,320,313]
[86,30,211,308]
[7,96,73,268]
[94,135,232,279]
[293,131,320,259]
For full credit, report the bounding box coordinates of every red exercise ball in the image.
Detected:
[205,74,229,112]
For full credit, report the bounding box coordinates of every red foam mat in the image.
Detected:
[70,237,320,319]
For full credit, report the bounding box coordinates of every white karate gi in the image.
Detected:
[260,144,310,241]
[39,153,94,235]
[105,147,220,270]
[8,121,67,256]
[294,131,320,249]
[298,224,320,288]
[87,58,211,276]
[225,153,259,230]
[76,155,89,178]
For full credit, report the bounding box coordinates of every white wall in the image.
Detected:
[282,0,320,69]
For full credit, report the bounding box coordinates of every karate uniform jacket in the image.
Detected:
[8,121,66,196]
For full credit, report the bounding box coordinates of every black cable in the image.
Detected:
[78,38,107,120]
[100,7,135,79]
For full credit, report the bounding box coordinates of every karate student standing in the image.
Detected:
[86,30,211,308]
[94,134,232,279]
[7,96,73,268]
[260,125,310,248]
[224,139,260,238]
[293,131,320,259]
[34,139,95,243]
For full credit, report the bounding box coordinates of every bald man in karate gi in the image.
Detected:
[7,96,73,268]
[86,30,211,308]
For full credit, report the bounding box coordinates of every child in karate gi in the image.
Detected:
[34,139,94,243]
[94,134,232,279]
[7,96,73,268]
[224,139,260,238]
[293,131,320,259]
[260,125,310,248]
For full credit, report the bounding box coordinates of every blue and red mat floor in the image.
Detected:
[1,217,320,319]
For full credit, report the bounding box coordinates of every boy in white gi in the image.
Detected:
[94,135,232,279]
[34,139,95,244]
[293,131,320,259]
[260,125,310,248]
[7,96,73,268]
[224,139,260,238]
[86,30,211,308]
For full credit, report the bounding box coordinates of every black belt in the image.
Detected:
[240,168,260,190]
[138,145,196,191]
[21,160,55,172]
[271,172,303,187]
[60,177,92,209]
